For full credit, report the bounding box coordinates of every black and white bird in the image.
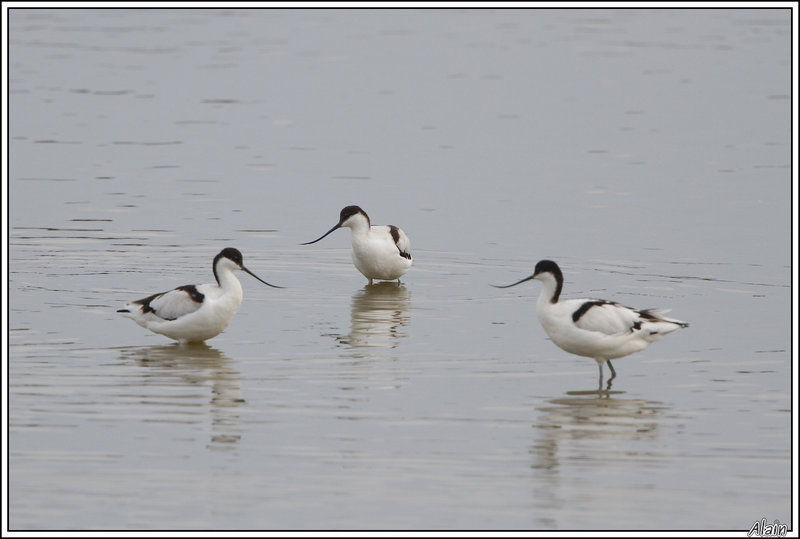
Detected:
[494,260,688,383]
[118,247,281,342]
[302,205,412,285]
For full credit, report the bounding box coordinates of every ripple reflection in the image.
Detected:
[119,343,243,451]
[531,388,669,472]
[336,282,411,350]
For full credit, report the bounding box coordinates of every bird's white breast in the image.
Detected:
[350,226,412,280]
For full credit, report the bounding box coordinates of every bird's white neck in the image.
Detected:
[215,264,243,296]
[345,214,372,236]
[536,272,562,305]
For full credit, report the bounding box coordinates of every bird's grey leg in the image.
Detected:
[605,361,616,390]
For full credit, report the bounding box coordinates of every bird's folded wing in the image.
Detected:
[573,301,640,335]
[140,286,204,321]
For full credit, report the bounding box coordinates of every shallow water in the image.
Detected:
[7,7,793,531]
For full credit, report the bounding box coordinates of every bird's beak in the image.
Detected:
[491,273,536,289]
[242,266,283,288]
[301,222,342,245]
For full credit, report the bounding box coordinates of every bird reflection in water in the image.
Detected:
[119,342,243,451]
[335,282,411,350]
[530,386,670,474]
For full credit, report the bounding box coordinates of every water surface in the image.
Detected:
[7,7,793,531]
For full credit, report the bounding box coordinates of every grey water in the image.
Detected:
[7,7,792,531]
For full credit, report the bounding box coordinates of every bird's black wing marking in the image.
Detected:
[571,300,614,323]
[389,225,412,260]
[176,285,205,303]
[134,285,205,321]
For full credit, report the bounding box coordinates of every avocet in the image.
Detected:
[494,260,687,383]
[302,205,412,284]
[118,247,281,342]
